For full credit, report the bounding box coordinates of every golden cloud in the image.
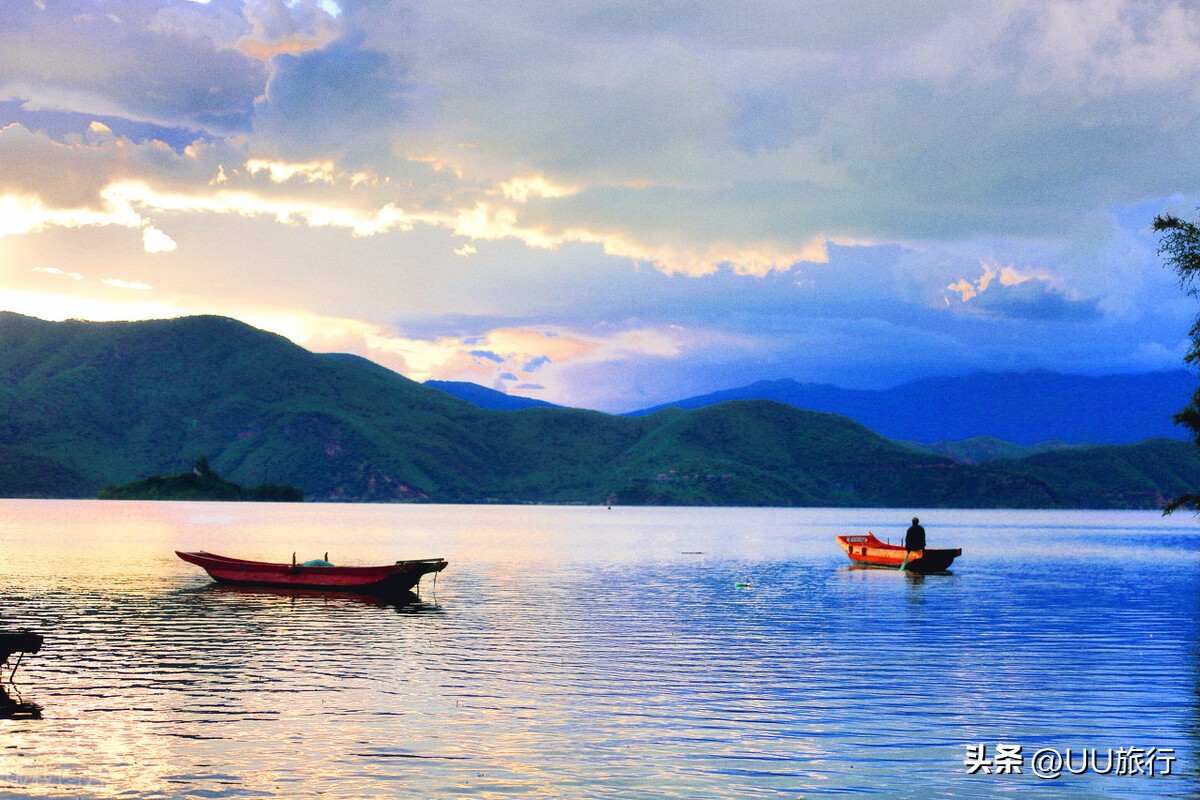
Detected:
[496,175,579,203]
[1,120,830,278]
[946,261,1049,304]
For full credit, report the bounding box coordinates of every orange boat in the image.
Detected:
[176,551,447,594]
[835,533,961,573]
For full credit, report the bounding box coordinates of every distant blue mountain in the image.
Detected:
[424,380,561,411]
[627,370,1196,446]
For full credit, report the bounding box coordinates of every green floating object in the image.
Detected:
[734,581,751,588]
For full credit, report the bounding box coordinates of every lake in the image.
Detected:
[0,501,1195,799]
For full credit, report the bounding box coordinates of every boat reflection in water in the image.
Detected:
[194,582,444,614]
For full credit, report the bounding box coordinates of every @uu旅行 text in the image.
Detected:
[965,744,1177,779]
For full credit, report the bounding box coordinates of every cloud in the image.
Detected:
[469,350,505,364]
[351,322,708,407]
[101,278,153,290]
[141,226,176,253]
[0,122,421,246]
[238,0,342,60]
[0,0,266,133]
[969,280,1101,322]
[0,190,141,237]
[0,116,828,276]
[253,35,413,160]
[1026,0,1200,89]
[946,263,1101,321]
[33,267,83,281]
[0,285,186,327]
[389,1,1200,243]
[0,98,208,154]
[6,1,1200,277]
[9,0,1199,278]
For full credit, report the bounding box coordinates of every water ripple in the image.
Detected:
[0,503,1195,798]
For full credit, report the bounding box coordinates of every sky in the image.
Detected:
[2,0,1200,412]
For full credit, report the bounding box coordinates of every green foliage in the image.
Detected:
[1154,212,1200,512]
[1155,214,1200,300]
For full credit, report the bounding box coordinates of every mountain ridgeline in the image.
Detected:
[624,373,1194,446]
[0,312,1196,508]
[424,380,560,411]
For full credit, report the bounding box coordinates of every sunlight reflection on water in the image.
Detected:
[0,501,1195,798]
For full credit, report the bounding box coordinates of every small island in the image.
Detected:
[100,458,304,502]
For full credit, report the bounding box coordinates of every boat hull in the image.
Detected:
[0,632,42,666]
[176,551,447,594]
[836,533,960,573]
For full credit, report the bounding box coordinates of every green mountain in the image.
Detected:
[987,438,1200,509]
[586,402,1061,507]
[0,312,1195,508]
[0,313,485,501]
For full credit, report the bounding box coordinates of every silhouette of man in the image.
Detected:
[905,517,926,552]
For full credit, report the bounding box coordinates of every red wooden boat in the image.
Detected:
[176,551,448,594]
[835,533,961,573]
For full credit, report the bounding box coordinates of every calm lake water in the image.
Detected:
[0,501,1195,799]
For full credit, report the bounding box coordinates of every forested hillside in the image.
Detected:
[1,313,1194,509]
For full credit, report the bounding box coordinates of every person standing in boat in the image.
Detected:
[905,517,926,552]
